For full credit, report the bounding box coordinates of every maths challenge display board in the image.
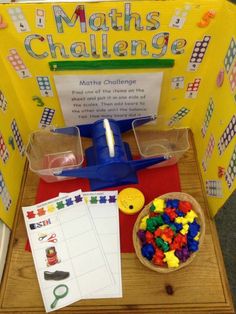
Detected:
[0,0,235,228]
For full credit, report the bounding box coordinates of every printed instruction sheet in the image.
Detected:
[54,72,163,125]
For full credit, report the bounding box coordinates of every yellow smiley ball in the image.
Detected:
[118,188,145,215]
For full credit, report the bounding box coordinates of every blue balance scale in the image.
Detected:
[57,117,167,190]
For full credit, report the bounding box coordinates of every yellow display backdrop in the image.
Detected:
[0,0,235,228]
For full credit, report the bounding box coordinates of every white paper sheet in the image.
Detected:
[22,191,113,312]
[60,190,122,299]
[54,72,163,126]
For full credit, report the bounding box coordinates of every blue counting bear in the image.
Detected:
[141,243,155,260]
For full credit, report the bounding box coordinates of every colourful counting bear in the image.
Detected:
[137,198,201,268]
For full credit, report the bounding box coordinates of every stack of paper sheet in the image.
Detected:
[22,190,122,312]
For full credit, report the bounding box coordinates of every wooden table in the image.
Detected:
[0,132,234,313]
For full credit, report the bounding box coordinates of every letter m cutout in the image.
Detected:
[53,5,87,33]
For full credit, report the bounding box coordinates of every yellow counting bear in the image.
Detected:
[175,216,188,225]
[163,250,180,268]
[152,198,165,213]
[180,223,189,235]
[194,232,200,241]
[185,210,198,223]
[139,215,149,230]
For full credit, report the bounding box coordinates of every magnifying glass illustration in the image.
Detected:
[50,284,69,309]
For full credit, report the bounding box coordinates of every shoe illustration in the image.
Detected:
[44,270,70,281]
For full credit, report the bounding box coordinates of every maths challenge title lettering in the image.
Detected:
[24,3,187,60]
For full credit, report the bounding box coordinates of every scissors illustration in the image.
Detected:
[38,233,57,243]
[47,233,57,243]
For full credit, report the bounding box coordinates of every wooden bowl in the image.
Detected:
[133,192,205,273]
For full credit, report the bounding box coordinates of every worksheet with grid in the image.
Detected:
[60,190,122,299]
[22,191,113,312]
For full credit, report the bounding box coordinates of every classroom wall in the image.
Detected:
[0,0,235,227]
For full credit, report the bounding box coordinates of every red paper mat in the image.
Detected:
[28,164,181,253]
